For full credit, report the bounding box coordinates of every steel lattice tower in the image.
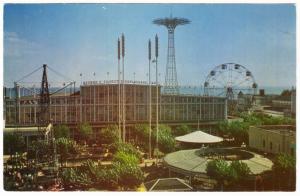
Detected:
[153,16,190,94]
[39,64,50,126]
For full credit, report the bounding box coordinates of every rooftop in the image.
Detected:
[144,178,193,192]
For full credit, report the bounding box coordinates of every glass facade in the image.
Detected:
[4,84,227,126]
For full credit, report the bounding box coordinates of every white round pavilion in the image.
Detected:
[175,130,223,144]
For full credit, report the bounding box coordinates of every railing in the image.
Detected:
[82,80,159,86]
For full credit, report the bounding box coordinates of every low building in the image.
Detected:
[4,81,227,132]
[248,125,295,156]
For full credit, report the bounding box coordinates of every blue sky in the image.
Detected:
[3,3,296,88]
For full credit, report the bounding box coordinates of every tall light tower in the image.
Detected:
[148,39,152,158]
[121,33,126,142]
[117,38,121,141]
[153,16,190,95]
[154,34,159,153]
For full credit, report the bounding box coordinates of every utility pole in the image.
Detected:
[148,39,152,158]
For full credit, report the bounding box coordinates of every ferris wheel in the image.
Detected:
[204,63,257,100]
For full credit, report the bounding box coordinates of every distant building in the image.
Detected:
[291,88,296,117]
[237,92,253,111]
[249,125,295,156]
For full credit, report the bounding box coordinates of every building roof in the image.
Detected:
[164,148,273,175]
[175,130,223,144]
[4,124,52,137]
[144,178,193,191]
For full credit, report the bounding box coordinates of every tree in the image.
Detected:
[228,121,249,145]
[206,159,230,190]
[230,161,251,180]
[153,124,175,153]
[133,124,176,154]
[132,124,157,153]
[172,124,191,136]
[206,159,251,190]
[113,152,144,190]
[54,124,70,139]
[4,133,25,157]
[217,121,249,145]
[281,89,291,97]
[272,153,296,190]
[100,124,120,145]
[78,122,93,143]
[217,121,229,136]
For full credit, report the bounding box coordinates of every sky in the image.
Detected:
[3,3,296,88]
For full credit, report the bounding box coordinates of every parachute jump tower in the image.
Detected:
[153,16,190,95]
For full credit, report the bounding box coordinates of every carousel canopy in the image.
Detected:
[175,130,223,144]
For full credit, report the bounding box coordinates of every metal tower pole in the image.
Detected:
[121,33,126,142]
[148,39,152,159]
[107,72,110,122]
[155,34,159,151]
[14,82,20,125]
[118,38,121,141]
[165,27,179,94]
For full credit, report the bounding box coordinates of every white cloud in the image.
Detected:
[4,31,42,58]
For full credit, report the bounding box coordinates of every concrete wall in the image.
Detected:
[249,126,295,156]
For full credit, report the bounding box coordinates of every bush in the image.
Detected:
[60,167,92,189]
[55,137,80,165]
[239,112,295,126]
[54,124,70,139]
[27,140,52,161]
[111,142,142,160]
[80,160,118,189]
[78,122,93,142]
[77,150,144,190]
[4,133,25,156]
[100,124,120,145]
[113,161,144,190]
[113,151,139,165]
